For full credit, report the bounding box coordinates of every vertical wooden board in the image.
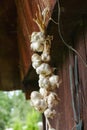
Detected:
[74,28,87,130]
[62,57,74,130]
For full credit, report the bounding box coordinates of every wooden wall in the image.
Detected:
[16,1,87,129]
[47,22,87,130]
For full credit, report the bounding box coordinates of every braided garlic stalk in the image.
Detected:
[30,6,60,130]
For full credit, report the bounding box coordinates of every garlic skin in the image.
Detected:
[39,76,50,89]
[49,75,59,88]
[32,61,41,69]
[31,32,45,43]
[31,53,41,62]
[42,7,50,22]
[41,52,50,62]
[30,91,43,100]
[32,99,48,112]
[36,63,52,76]
[30,31,47,52]
[31,53,42,69]
[30,41,44,52]
[47,92,58,108]
[44,108,56,119]
[39,88,48,97]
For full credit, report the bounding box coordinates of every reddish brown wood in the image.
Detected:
[0,0,87,130]
[16,0,56,76]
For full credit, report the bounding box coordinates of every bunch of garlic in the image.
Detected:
[30,91,47,112]
[30,7,60,130]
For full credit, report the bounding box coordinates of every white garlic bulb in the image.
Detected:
[41,52,50,62]
[49,75,59,89]
[39,88,48,97]
[31,32,45,43]
[32,61,41,69]
[39,74,44,79]
[36,63,52,76]
[44,108,56,119]
[31,53,42,69]
[47,92,58,108]
[31,53,41,62]
[32,99,48,112]
[30,41,44,52]
[30,91,43,100]
[39,77,50,89]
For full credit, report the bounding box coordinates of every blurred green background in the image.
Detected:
[0,91,42,130]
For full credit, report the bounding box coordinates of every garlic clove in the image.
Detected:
[44,108,56,119]
[30,91,43,100]
[36,63,52,76]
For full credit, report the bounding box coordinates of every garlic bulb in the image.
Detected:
[39,74,45,80]
[39,88,48,97]
[49,75,59,88]
[30,91,43,100]
[39,76,50,89]
[31,32,45,43]
[41,52,50,62]
[31,53,41,62]
[30,41,44,52]
[32,99,47,112]
[31,53,42,69]
[32,61,41,69]
[44,108,56,119]
[47,92,58,108]
[36,63,52,76]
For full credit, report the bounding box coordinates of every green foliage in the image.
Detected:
[0,91,42,130]
[25,109,41,130]
[0,91,13,127]
[13,120,22,130]
[0,120,5,130]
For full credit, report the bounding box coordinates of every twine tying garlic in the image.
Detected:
[30,5,60,130]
